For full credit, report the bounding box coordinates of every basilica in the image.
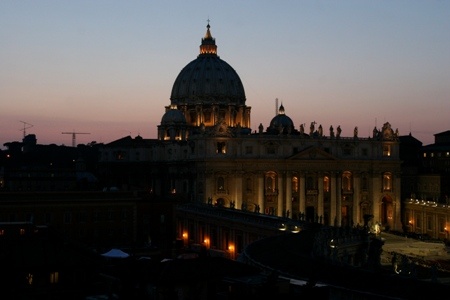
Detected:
[99,22,402,233]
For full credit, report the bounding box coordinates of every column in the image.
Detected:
[277,175,284,217]
[317,173,324,222]
[393,174,402,231]
[286,172,292,219]
[234,171,242,209]
[258,173,264,212]
[372,173,381,223]
[353,173,360,226]
[330,175,337,225]
[336,174,342,226]
[299,173,306,215]
[205,173,214,204]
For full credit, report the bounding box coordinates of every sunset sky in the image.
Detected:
[1,1,449,149]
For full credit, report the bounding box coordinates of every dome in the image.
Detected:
[268,104,294,134]
[170,23,246,106]
[161,106,187,125]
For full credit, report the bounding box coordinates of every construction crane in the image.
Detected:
[62,131,90,147]
[19,121,34,138]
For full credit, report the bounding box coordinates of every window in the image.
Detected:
[383,173,392,191]
[217,177,225,191]
[383,145,391,157]
[292,177,299,193]
[323,176,330,192]
[342,172,352,191]
[217,142,226,154]
[49,272,59,284]
[265,172,277,192]
[115,151,125,160]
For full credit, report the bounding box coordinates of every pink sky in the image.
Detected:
[2,1,449,148]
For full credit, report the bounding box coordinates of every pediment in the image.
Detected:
[288,146,337,160]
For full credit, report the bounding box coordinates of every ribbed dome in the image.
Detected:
[170,23,246,106]
[268,104,294,134]
[161,106,187,125]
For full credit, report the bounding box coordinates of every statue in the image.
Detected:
[330,125,334,138]
[299,124,304,134]
[336,125,342,138]
[354,126,358,138]
[310,122,315,135]
[318,124,323,137]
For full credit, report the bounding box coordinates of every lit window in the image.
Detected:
[292,177,299,193]
[383,173,392,191]
[49,272,59,284]
[217,142,226,154]
[383,145,391,157]
[323,176,330,192]
[342,172,352,191]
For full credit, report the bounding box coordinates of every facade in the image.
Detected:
[99,22,403,243]
[402,130,450,239]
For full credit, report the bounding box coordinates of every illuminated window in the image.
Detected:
[20,228,25,235]
[383,145,391,157]
[342,172,352,191]
[217,142,226,154]
[50,272,59,284]
[115,151,126,160]
[26,273,33,285]
[292,177,299,193]
[383,173,392,191]
[323,176,330,192]
[265,172,277,191]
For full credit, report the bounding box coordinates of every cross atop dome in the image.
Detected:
[200,20,217,56]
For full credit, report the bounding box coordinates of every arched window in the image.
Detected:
[265,172,277,192]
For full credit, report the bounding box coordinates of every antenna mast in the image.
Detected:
[19,121,34,138]
[62,131,91,147]
[275,98,278,115]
